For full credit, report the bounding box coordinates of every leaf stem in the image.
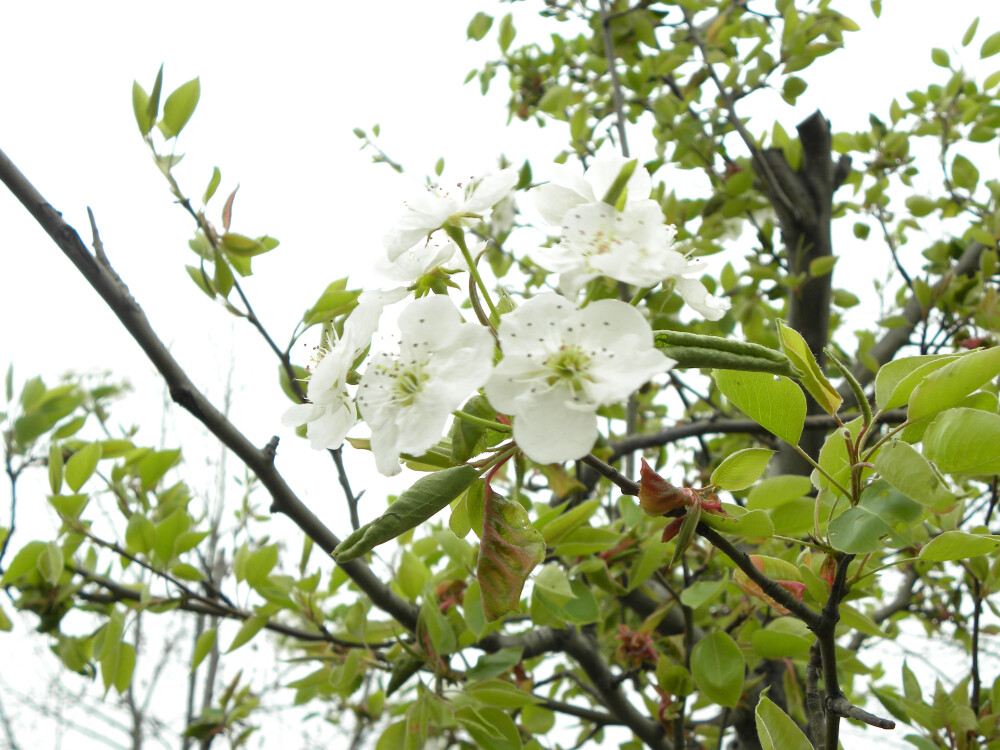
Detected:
[446,225,498,319]
[452,410,512,433]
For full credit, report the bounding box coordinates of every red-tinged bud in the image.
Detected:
[819,555,837,588]
[615,624,659,667]
[698,492,728,516]
[661,516,685,543]
[639,459,697,516]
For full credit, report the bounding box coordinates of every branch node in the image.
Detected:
[263,436,279,462]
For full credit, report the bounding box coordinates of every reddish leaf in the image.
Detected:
[222,185,239,232]
[638,459,697,516]
[477,487,544,622]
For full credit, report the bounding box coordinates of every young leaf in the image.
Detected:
[159,78,201,139]
[64,442,101,492]
[919,531,1000,561]
[227,615,267,652]
[908,346,1000,421]
[874,353,960,410]
[131,82,153,136]
[477,490,545,622]
[711,448,775,491]
[691,631,745,707]
[923,408,1000,474]
[775,320,842,415]
[713,370,806,445]
[873,440,955,510]
[755,694,813,750]
[333,465,479,562]
[48,443,63,494]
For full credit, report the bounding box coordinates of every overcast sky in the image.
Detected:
[2,2,1000,748]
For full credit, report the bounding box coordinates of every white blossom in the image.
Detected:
[281,289,404,450]
[484,294,674,464]
[530,154,729,320]
[383,169,518,261]
[357,295,494,476]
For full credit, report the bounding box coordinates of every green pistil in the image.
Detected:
[394,366,427,406]
[545,345,591,390]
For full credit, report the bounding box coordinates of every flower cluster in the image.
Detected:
[285,157,731,476]
[530,154,729,320]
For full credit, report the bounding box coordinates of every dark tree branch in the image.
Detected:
[836,241,987,398]
[560,627,672,750]
[0,146,420,633]
[610,410,906,460]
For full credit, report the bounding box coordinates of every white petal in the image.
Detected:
[282,403,323,428]
[494,293,576,354]
[674,277,730,321]
[462,168,518,213]
[584,153,652,206]
[532,183,588,227]
[306,405,355,450]
[513,396,599,464]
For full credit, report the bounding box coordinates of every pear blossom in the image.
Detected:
[357,295,494,476]
[384,168,518,261]
[374,237,460,286]
[281,288,404,450]
[484,294,674,464]
[530,154,729,320]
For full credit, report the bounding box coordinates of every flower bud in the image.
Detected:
[638,459,697,516]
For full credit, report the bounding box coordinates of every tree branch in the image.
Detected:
[610,410,906,460]
[560,627,672,750]
[0,146,420,633]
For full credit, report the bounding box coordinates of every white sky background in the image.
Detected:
[2,1,1000,748]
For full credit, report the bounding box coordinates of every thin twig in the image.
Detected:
[598,0,631,158]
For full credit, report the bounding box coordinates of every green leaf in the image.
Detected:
[64,442,101,492]
[908,347,1000,420]
[227,615,267,652]
[931,48,950,68]
[962,17,979,46]
[159,78,200,139]
[244,545,279,590]
[48,443,63,494]
[0,541,46,584]
[752,619,813,659]
[691,631,744,707]
[477,490,545,622]
[828,480,923,553]
[203,167,221,204]
[333,466,479,562]
[467,12,493,41]
[808,255,838,277]
[923,408,1000,474]
[919,531,1000,561]
[906,195,936,217]
[875,354,961,410]
[132,81,153,136]
[138,449,180,489]
[396,549,428,600]
[191,628,217,672]
[37,541,64,586]
[776,320,842,415]
[699,504,775,538]
[498,13,516,53]
[746,475,812,510]
[125,514,156,555]
[48,493,89,521]
[755,694,813,750]
[873,440,955,510]
[981,31,1000,58]
[952,154,979,191]
[713,369,806,445]
[711,448,775,491]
